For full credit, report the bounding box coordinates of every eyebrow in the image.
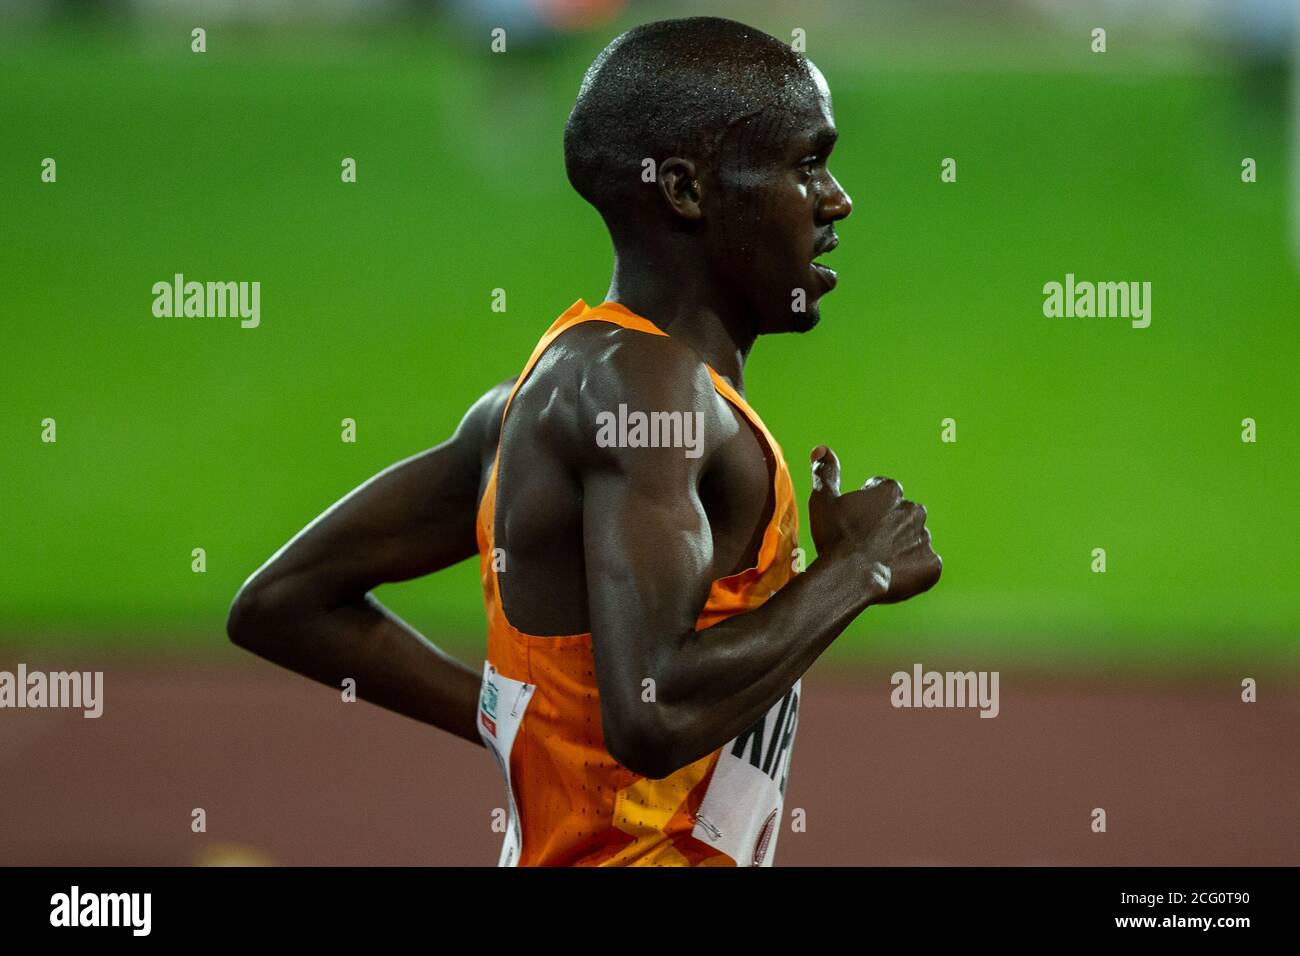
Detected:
[804,127,838,155]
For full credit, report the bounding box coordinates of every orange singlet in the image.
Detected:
[475,298,801,867]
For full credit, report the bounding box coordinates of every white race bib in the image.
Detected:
[690,679,800,866]
[477,663,535,867]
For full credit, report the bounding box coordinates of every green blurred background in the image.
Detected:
[3,0,1297,671]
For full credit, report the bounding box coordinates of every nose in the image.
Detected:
[820,175,852,222]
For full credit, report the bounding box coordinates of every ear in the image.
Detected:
[657,157,704,221]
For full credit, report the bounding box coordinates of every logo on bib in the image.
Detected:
[480,671,500,737]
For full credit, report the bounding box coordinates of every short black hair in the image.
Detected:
[564,17,813,227]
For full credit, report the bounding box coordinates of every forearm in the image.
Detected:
[230,590,484,747]
[655,547,881,770]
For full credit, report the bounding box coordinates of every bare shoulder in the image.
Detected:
[516,321,735,469]
[565,321,707,399]
[442,376,517,487]
[467,376,517,449]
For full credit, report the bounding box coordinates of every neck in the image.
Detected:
[603,240,754,393]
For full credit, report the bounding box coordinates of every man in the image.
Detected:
[227,16,941,866]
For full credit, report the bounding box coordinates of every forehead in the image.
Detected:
[805,61,832,109]
[793,63,834,132]
[766,61,835,152]
[710,59,836,173]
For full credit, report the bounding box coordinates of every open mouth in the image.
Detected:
[810,259,838,290]
[810,236,839,289]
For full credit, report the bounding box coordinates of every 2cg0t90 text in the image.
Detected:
[1122,892,1250,907]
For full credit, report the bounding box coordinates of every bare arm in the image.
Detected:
[225,380,514,746]
[578,337,940,778]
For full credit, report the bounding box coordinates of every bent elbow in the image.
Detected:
[608,740,676,781]
[603,707,683,781]
[226,581,271,651]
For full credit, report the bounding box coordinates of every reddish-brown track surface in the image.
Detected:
[1,661,1296,866]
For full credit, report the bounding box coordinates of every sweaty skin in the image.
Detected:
[227,57,941,780]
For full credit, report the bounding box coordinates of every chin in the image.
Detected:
[753,293,824,335]
[789,303,822,333]
[757,307,820,335]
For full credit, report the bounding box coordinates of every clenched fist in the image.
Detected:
[808,445,942,604]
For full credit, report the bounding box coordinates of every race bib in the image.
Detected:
[690,679,800,866]
[477,663,535,867]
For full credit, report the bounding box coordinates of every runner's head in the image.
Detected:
[564,16,853,334]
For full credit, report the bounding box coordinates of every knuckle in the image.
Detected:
[870,477,902,500]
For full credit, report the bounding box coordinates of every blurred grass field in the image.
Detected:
[2,14,1297,669]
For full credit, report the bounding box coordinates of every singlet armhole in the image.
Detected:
[481,306,788,632]
[480,311,671,639]
[703,370,784,585]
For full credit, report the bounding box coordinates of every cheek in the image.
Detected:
[716,185,766,254]
[714,171,810,295]
[741,188,807,267]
